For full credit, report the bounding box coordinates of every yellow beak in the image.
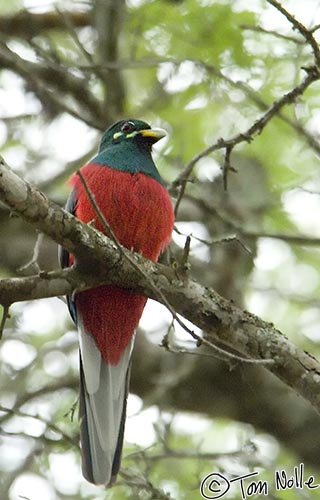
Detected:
[139,128,167,142]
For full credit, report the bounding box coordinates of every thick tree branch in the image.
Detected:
[0,10,89,38]
[1,158,320,416]
[93,0,126,116]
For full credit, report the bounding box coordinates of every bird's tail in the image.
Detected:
[78,317,134,485]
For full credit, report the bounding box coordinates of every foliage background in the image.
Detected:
[1,0,320,499]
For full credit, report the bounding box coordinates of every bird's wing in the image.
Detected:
[58,189,78,323]
[59,189,77,268]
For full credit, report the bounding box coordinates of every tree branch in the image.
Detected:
[171,66,320,194]
[266,0,320,67]
[1,157,320,415]
[92,0,126,116]
[0,9,89,38]
[0,41,105,129]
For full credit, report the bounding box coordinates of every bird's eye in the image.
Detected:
[121,121,136,134]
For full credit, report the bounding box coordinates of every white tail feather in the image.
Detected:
[78,315,135,485]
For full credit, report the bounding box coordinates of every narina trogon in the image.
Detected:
[59,119,174,486]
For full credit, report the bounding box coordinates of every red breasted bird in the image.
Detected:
[59,119,174,485]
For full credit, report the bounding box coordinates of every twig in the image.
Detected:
[0,41,104,130]
[310,23,320,34]
[174,178,193,217]
[240,23,305,44]
[76,169,126,250]
[139,56,320,159]
[168,6,320,209]
[203,61,320,156]
[126,445,256,463]
[177,193,320,248]
[223,144,233,191]
[180,234,191,272]
[0,378,78,427]
[0,405,78,447]
[19,233,43,273]
[0,305,10,339]
[0,113,36,122]
[171,67,320,201]
[242,230,320,247]
[193,227,320,250]
[55,7,110,89]
[174,224,253,258]
[118,469,172,499]
[266,0,320,68]
[64,398,79,423]
[175,227,253,255]
[55,7,94,66]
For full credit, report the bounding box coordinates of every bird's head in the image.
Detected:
[99,119,166,153]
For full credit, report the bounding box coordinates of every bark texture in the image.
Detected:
[1,157,320,421]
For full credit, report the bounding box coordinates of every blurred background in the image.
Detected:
[1,0,320,498]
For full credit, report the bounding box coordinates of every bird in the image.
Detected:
[59,119,174,486]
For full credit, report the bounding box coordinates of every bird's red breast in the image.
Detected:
[70,163,174,364]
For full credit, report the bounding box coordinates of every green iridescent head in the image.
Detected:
[99,119,166,153]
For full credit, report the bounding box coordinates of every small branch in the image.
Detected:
[174,178,192,217]
[171,0,320,212]
[242,230,320,247]
[19,233,43,274]
[55,7,94,67]
[266,0,320,67]
[182,193,320,248]
[180,234,191,272]
[240,23,305,44]
[0,305,10,339]
[76,169,124,249]
[171,66,320,202]
[222,144,233,190]
[119,56,320,159]
[0,378,78,427]
[0,41,104,130]
[118,469,171,500]
[0,405,78,447]
[126,444,257,464]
